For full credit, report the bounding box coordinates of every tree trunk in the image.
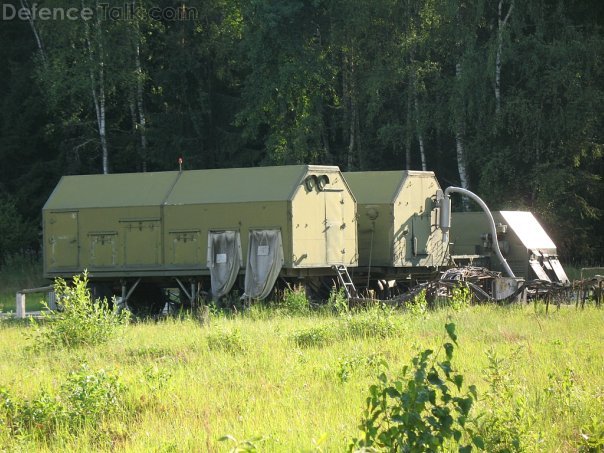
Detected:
[495,0,513,115]
[20,0,47,67]
[83,2,109,174]
[405,81,412,170]
[413,77,427,171]
[132,0,148,172]
[455,62,470,210]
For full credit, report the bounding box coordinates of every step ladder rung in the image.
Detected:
[332,264,358,299]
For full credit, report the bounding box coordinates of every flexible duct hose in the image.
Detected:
[439,186,516,278]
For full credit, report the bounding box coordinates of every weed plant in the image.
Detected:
[207,327,248,353]
[27,271,129,350]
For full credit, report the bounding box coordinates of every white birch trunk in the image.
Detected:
[405,92,411,170]
[20,0,47,66]
[98,63,108,175]
[84,0,109,174]
[495,0,513,115]
[455,62,470,211]
[413,83,427,171]
[347,100,355,171]
[132,0,148,172]
[346,47,356,170]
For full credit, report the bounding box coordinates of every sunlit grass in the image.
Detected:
[1,303,603,451]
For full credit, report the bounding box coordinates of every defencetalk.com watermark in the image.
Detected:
[2,3,198,21]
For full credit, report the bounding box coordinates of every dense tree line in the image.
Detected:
[0,0,602,262]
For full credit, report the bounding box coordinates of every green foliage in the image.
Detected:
[290,325,334,349]
[27,272,129,350]
[580,417,604,452]
[450,285,472,311]
[0,196,36,263]
[141,365,173,394]
[337,352,386,384]
[1,0,603,261]
[0,364,124,440]
[207,327,247,354]
[408,289,428,317]
[350,323,483,452]
[344,306,401,340]
[327,287,349,316]
[277,285,310,316]
[218,434,267,452]
[477,349,533,452]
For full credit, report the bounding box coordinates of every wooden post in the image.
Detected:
[16,292,26,319]
[198,305,210,327]
[48,291,57,310]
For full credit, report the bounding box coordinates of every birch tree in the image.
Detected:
[83,1,109,174]
[495,0,513,115]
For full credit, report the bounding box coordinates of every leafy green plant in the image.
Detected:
[141,365,173,393]
[0,365,125,440]
[327,287,349,316]
[580,416,604,452]
[450,284,472,311]
[218,434,267,452]
[477,348,534,452]
[61,364,125,426]
[408,289,428,316]
[350,323,483,452]
[290,325,334,348]
[27,271,129,350]
[207,327,247,353]
[344,306,400,340]
[279,285,310,315]
[337,352,386,384]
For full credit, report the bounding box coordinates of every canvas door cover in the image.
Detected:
[244,229,284,300]
[207,231,242,298]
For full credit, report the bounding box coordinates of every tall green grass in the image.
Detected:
[1,303,602,451]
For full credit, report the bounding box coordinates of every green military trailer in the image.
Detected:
[449,210,568,283]
[343,170,447,290]
[43,165,358,313]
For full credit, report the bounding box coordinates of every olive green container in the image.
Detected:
[343,170,446,277]
[43,165,357,281]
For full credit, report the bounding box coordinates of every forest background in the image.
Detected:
[0,0,602,264]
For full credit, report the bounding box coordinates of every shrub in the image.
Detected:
[279,285,310,315]
[0,365,125,440]
[327,287,349,316]
[207,327,247,354]
[450,284,472,311]
[350,323,484,452]
[28,271,129,350]
[407,289,428,316]
[290,324,334,348]
[336,352,386,384]
[344,306,400,340]
[476,348,534,452]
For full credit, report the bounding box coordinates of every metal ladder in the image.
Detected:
[333,265,358,299]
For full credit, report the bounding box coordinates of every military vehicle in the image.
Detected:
[343,170,447,288]
[43,165,357,313]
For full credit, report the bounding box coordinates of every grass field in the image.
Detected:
[1,301,603,452]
